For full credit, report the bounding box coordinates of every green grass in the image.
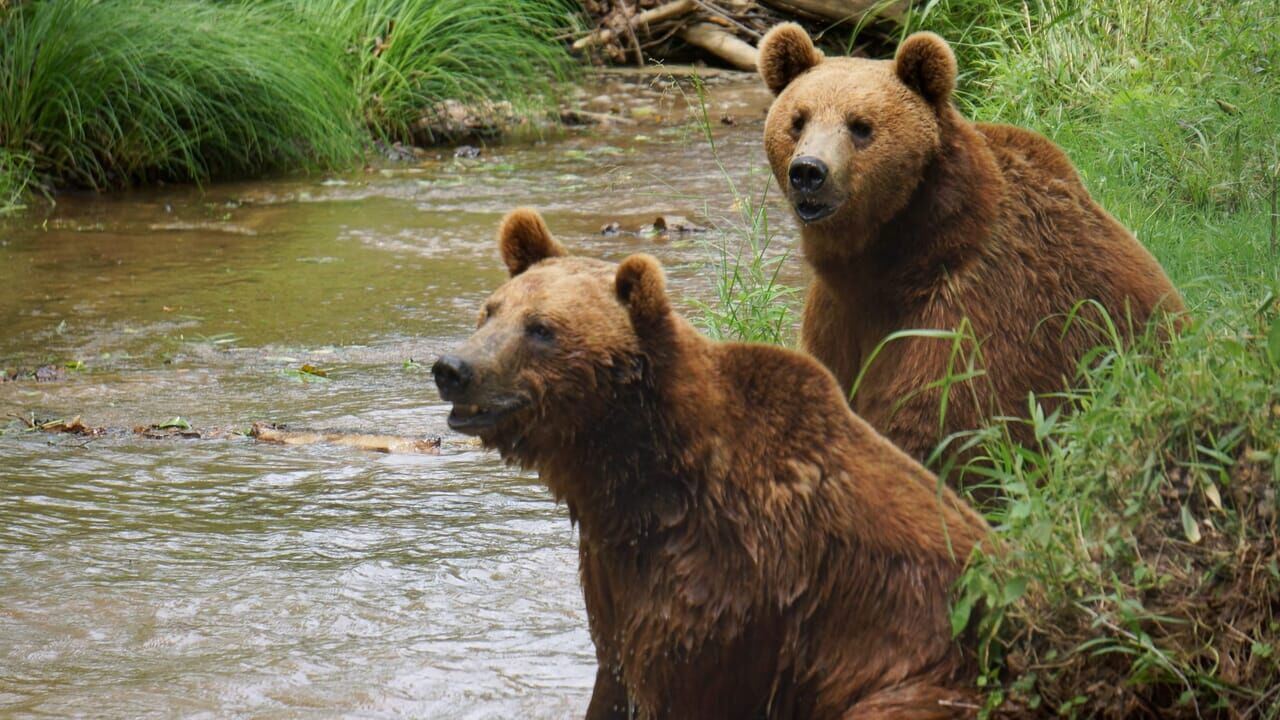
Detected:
[0,0,362,202]
[0,0,577,212]
[291,0,578,144]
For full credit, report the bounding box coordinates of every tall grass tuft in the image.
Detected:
[291,0,578,143]
[684,77,798,345]
[0,147,32,213]
[0,0,362,198]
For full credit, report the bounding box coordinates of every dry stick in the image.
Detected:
[759,0,909,24]
[619,0,647,67]
[572,0,697,51]
[687,0,763,39]
[680,21,760,70]
[560,108,638,125]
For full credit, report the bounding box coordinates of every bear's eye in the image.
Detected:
[790,113,807,137]
[525,320,555,343]
[847,120,873,145]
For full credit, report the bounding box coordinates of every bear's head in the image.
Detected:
[759,23,957,254]
[433,208,672,464]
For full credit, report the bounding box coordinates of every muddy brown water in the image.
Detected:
[0,78,801,717]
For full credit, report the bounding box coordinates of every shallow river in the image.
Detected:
[0,76,797,718]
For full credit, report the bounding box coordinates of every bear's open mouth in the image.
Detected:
[446,398,528,434]
[794,198,836,223]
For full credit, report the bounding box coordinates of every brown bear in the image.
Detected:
[757,24,1183,472]
[433,208,990,719]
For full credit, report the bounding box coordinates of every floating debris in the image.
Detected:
[10,414,106,437]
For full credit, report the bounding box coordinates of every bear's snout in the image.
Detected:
[788,156,829,193]
[432,354,474,400]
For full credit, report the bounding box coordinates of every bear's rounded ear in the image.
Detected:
[498,207,568,277]
[615,254,670,330]
[758,22,824,95]
[894,32,956,107]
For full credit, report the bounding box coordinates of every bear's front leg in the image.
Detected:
[800,280,864,394]
[585,663,630,720]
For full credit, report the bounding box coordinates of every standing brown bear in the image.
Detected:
[433,208,989,719]
[758,24,1183,470]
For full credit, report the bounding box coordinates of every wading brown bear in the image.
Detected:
[433,208,989,719]
[758,24,1183,471]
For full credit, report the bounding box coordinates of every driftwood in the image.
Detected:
[559,107,638,126]
[760,0,908,23]
[573,0,697,51]
[680,22,759,70]
[575,0,902,69]
[250,422,441,455]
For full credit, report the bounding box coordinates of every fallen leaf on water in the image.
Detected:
[135,417,200,439]
[299,364,328,378]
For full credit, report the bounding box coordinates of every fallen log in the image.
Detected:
[573,0,697,51]
[760,0,908,23]
[559,108,638,126]
[680,21,759,70]
[250,422,441,455]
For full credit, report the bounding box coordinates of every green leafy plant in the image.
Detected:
[683,77,798,345]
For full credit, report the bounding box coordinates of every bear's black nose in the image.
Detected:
[432,354,473,399]
[788,156,828,193]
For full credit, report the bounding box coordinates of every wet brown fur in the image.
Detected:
[441,208,990,719]
[758,24,1184,469]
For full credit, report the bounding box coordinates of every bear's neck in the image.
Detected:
[540,340,720,547]
[808,108,1004,308]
